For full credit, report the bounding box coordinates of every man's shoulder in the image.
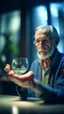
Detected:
[58,51,64,59]
[30,58,39,70]
[56,49,64,59]
[32,58,39,64]
[57,50,64,66]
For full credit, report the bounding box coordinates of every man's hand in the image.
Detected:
[4,64,35,88]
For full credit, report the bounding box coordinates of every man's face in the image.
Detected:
[34,28,56,60]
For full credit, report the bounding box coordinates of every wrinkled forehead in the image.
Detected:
[34,27,51,39]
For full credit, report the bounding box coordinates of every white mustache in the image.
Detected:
[38,48,48,53]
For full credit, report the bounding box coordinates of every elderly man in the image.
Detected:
[4,25,64,102]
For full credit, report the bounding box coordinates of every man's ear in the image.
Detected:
[55,39,59,46]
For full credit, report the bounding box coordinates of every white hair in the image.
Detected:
[34,25,60,42]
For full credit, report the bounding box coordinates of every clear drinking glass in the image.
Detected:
[11,57,29,75]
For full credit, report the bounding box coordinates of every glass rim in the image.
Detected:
[12,57,28,60]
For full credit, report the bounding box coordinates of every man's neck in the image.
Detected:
[40,58,51,70]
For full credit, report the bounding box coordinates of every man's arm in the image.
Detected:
[4,64,64,103]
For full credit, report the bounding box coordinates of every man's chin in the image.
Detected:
[37,53,48,60]
[37,50,48,60]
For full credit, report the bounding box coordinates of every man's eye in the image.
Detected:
[43,40,47,43]
[34,39,48,44]
[36,40,40,43]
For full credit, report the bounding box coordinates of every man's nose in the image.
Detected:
[39,40,43,44]
[38,41,45,48]
[38,43,43,48]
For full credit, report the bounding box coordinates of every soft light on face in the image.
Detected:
[34,28,56,60]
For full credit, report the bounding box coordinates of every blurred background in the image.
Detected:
[0,0,64,95]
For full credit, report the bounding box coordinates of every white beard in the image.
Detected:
[37,47,54,60]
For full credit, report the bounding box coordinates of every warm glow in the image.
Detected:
[12,106,19,114]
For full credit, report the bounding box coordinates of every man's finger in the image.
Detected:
[4,64,10,73]
[8,71,34,82]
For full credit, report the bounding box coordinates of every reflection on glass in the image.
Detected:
[11,57,29,75]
